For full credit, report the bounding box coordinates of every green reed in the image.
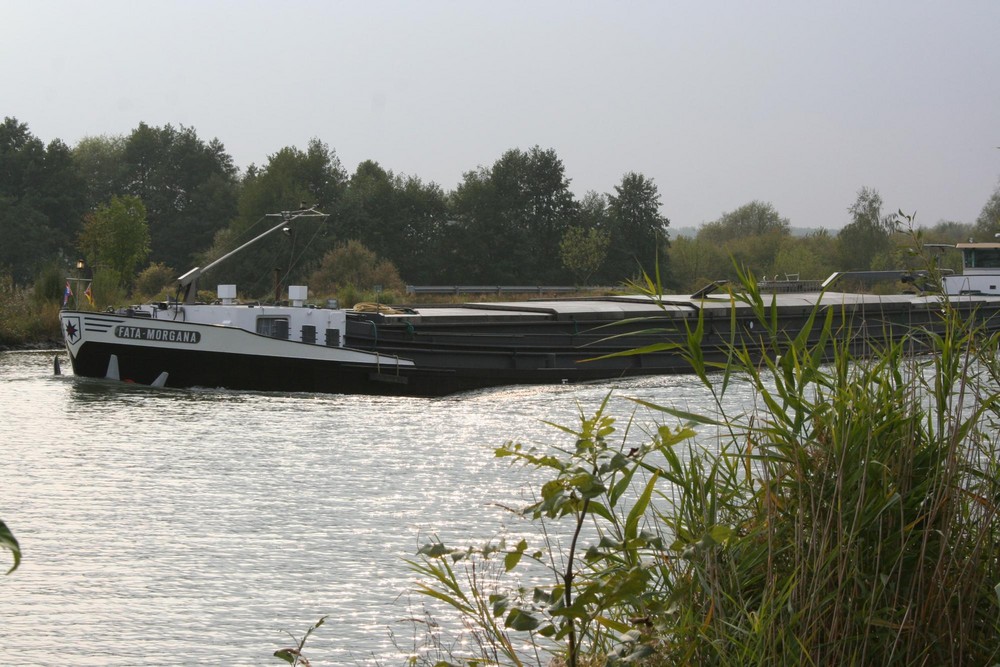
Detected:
[410,264,1000,666]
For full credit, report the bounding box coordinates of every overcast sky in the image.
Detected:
[4,1,999,231]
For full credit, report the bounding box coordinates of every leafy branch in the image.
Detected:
[274,616,328,666]
[0,519,19,575]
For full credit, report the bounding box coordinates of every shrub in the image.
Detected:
[0,274,61,345]
[90,269,127,309]
[307,240,405,296]
[33,262,68,304]
[133,262,176,301]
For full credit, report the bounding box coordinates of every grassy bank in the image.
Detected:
[410,274,1000,666]
[0,277,62,349]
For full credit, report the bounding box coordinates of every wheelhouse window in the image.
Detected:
[965,248,1000,269]
[256,316,290,338]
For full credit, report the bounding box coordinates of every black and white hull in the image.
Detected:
[59,285,1000,397]
[60,307,420,395]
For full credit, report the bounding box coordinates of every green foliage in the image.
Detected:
[974,177,1000,238]
[698,200,790,245]
[307,240,404,296]
[578,191,608,230]
[32,261,68,304]
[336,161,449,284]
[78,195,150,290]
[90,267,128,309]
[412,396,697,666]
[0,199,53,285]
[559,226,610,285]
[665,235,728,292]
[120,122,239,270]
[719,230,789,280]
[0,118,88,278]
[73,134,127,206]
[926,219,976,245]
[771,229,837,280]
[10,113,1000,303]
[0,272,61,345]
[0,519,19,575]
[204,140,346,295]
[9,111,1000,295]
[0,273,34,345]
[837,186,899,270]
[331,283,361,309]
[410,250,1000,666]
[274,616,327,666]
[447,146,579,283]
[133,262,176,300]
[603,172,670,283]
[690,201,792,284]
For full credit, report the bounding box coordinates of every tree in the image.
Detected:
[698,200,790,245]
[236,140,346,219]
[772,233,836,281]
[337,163,449,284]
[838,187,898,270]
[445,166,502,282]
[389,175,448,283]
[973,178,1000,238]
[447,147,578,283]
[578,191,609,230]
[120,123,239,270]
[0,118,42,202]
[73,134,127,208]
[336,160,395,245]
[77,195,150,289]
[926,220,974,244]
[0,117,88,282]
[204,140,347,296]
[603,172,670,283]
[667,235,728,292]
[0,199,52,284]
[31,138,88,241]
[560,226,610,285]
[688,201,793,282]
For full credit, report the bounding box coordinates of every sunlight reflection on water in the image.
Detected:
[0,350,731,665]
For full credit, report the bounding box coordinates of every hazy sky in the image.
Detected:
[4,1,999,231]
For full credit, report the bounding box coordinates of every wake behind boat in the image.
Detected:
[58,209,1000,397]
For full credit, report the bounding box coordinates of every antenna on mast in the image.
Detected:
[176,207,327,303]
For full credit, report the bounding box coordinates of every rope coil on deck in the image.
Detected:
[353,302,407,315]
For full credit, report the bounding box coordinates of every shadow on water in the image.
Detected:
[6,347,705,408]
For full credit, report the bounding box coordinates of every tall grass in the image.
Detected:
[410,266,1000,666]
[0,274,62,346]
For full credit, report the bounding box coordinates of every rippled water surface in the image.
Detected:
[0,350,736,665]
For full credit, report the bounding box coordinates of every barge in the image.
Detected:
[57,210,1000,396]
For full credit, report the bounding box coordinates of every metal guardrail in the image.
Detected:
[820,269,951,290]
[405,285,607,296]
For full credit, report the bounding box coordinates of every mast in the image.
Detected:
[176,208,327,303]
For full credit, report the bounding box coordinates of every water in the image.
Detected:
[0,350,725,666]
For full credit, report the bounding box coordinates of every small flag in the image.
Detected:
[84,284,94,306]
[63,281,73,306]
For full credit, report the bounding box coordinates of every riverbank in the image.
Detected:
[0,282,62,350]
[0,339,62,353]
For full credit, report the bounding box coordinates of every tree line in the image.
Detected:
[0,117,665,298]
[2,115,999,302]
